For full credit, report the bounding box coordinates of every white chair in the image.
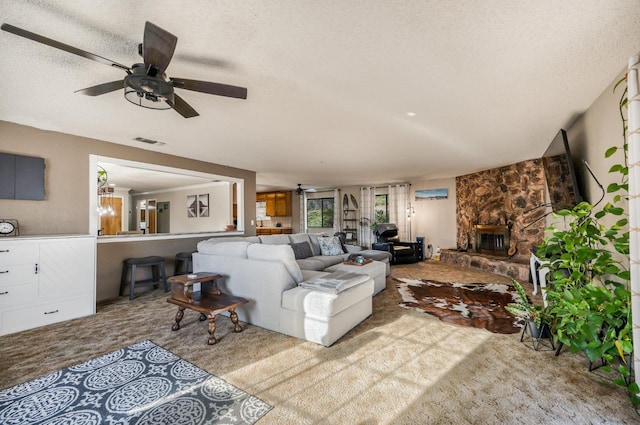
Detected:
[530,253,549,307]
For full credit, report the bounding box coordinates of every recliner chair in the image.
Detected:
[372,223,420,265]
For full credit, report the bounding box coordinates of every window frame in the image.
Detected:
[375,194,389,224]
[306,197,335,228]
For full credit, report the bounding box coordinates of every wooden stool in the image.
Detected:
[173,252,194,276]
[120,256,168,300]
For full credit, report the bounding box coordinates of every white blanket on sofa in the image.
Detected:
[299,271,369,294]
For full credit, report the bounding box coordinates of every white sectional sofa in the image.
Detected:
[192,233,391,346]
[198,233,391,293]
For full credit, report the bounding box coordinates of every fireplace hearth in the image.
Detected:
[474,224,510,257]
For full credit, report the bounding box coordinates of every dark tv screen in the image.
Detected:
[0,153,45,200]
[541,129,582,212]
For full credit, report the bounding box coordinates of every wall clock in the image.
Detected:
[0,219,19,237]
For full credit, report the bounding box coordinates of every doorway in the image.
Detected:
[100,196,122,235]
[158,201,170,233]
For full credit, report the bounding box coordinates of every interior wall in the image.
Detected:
[96,237,211,302]
[0,120,257,235]
[0,120,257,301]
[409,178,457,252]
[131,182,231,233]
[566,68,627,226]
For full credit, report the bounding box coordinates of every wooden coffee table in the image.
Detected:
[167,272,248,345]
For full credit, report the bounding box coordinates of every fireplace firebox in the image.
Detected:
[474,225,510,257]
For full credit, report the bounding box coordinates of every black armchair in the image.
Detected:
[371,223,420,264]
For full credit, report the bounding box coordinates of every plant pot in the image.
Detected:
[526,320,551,339]
[520,320,554,351]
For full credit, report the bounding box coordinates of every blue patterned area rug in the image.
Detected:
[0,340,271,424]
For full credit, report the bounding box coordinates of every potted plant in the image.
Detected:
[506,279,551,340]
[530,76,638,406]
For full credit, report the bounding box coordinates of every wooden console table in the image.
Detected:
[167,272,248,345]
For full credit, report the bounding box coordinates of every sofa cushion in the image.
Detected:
[291,241,313,259]
[310,255,347,268]
[358,249,392,262]
[259,234,291,245]
[196,237,259,252]
[289,233,312,246]
[298,271,370,294]
[196,241,251,258]
[282,276,373,317]
[318,236,344,256]
[296,258,327,271]
[247,243,303,284]
[307,233,323,256]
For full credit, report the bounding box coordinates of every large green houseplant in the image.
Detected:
[536,77,638,405]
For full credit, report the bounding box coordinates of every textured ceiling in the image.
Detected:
[1,1,639,192]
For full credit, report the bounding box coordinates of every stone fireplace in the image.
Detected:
[474,224,510,257]
[447,158,548,277]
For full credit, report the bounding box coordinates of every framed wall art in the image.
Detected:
[187,194,197,217]
[415,188,448,201]
[198,193,209,218]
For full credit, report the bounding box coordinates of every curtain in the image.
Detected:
[388,184,410,241]
[301,192,308,233]
[627,54,640,383]
[333,189,340,233]
[360,187,376,248]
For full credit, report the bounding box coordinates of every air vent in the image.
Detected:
[133,137,165,146]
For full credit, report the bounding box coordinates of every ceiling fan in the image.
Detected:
[0,22,247,118]
[295,184,316,196]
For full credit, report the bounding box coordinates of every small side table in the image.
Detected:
[167,272,248,345]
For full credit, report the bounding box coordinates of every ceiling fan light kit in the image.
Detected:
[123,64,174,110]
[1,21,247,118]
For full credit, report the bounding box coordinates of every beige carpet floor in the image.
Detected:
[1,260,638,424]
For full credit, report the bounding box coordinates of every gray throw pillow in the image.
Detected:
[292,241,313,259]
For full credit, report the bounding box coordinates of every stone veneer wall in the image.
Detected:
[440,250,531,281]
[455,158,547,263]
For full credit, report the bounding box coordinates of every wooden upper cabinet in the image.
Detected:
[265,192,276,217]
[275,191,292,216]
[258,191,292,217]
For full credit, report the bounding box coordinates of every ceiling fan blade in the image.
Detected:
[170,78,247,99]
[1,23,130,71]
[75,80,124,96]
[166,93,199,118]
[143,22,177,76]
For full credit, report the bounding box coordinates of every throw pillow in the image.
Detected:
[291,241,313,259]
[318,236,344,256]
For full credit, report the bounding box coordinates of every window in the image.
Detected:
[375,194,389,224]
[307,197,334,228]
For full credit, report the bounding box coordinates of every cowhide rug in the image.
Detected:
[394,278,524,334]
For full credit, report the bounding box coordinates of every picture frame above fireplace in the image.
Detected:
[415,188,448,201]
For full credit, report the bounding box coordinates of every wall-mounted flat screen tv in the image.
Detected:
[541,129,582,212]
[0,153,45,200]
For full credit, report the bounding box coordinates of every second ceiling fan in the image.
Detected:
[1,21,247,118]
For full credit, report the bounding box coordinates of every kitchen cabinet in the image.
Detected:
[256,228,293,236]
[0,235,96,336]
[258,191,292,217]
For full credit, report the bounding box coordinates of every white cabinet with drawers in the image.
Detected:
[0,235,96,335]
